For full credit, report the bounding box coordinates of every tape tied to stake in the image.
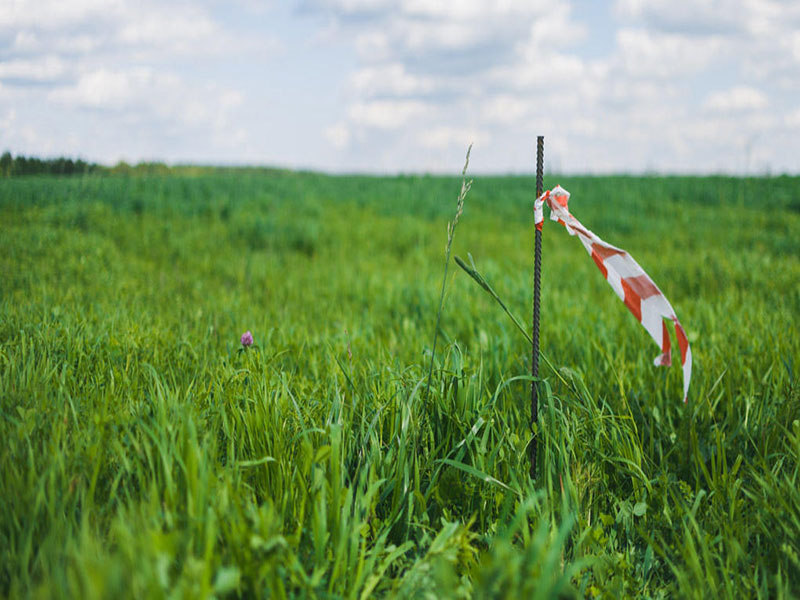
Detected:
[533,185,693,402]
[533,189,548,231]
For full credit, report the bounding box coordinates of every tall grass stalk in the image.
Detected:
[423,144,472,411]
[454,253,573,392]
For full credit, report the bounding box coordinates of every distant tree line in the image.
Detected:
[0,151,104,177]
[0,152,282,177]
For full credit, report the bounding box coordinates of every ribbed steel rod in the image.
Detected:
[530,135,544,479]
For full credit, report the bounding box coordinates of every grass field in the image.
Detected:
[1,170,799,598]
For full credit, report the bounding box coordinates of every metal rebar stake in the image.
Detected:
[530,135,544,480]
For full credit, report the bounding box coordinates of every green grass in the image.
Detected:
[1,170,799,598]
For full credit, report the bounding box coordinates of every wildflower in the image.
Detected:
[240,330,253,347]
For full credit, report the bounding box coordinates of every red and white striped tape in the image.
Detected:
[535,185,692,402]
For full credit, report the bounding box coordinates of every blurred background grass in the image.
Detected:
[1,171,798,598]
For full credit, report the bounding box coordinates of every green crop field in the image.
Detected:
[1,170,799,598]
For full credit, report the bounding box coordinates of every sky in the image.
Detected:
[1,0,799,174]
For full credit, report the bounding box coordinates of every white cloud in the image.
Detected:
[482,95,530,125]
[0,108,16,130]
[118,12,216,52]
[313,0,592,170]
[786,108,800,129]
[489,53,595,96]
[0,0,116,30]
[2,0,799,173]
[49,67,244,133]
[330,0,557,69]
[10,31,40,52]
[1,0,273,62]
[614,29,721,78]
[613,0,749,34]
[347,99,429,129]
[704,86,768,112]
[0,0,276,162]
[313,0,800,172]
[308,0,392,13]
[311,0,554,19]
[325,121,351,149]
[791,31,800,62]
[400,0,552,19]
[350,63,436,97]
[0,56,70,82]
[49,68,159,110]
[418,126,487,150]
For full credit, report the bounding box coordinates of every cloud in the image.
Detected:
[481,95,530,125]
[349,63,437,98]
[0,0,277,162]
[0,0,265,60]
[417,126,487,150]
[787,108,800,129]
[49,68,160,110]
[614,29,722,78]
[302,0,800,173]
[0,107,15,130]
[317,0,557,71]
[325,121,351,149]
[48,67,244,134]
[0,56,70,84]
[347,99,429,129]
[2,0,799,173]
[308,0,588,169]
[0,0,113,31]
[613,0,750,35]
[704,86,768,112]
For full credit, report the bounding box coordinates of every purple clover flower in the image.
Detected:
[240,331,253,347]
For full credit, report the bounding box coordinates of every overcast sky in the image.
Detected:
[1,0,799,173]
